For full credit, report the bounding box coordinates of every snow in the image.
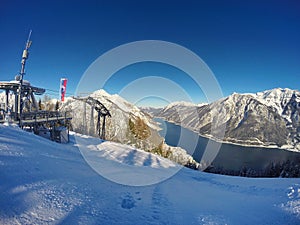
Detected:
[90,89,160,131]
[1,124,300,224]
[256,88,299,115]
[91,89,135,114]
[75,134,181,186]
[164,101,197,111]
[48,98,59,104]
[197,103,208,107]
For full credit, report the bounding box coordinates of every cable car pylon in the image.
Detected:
[73,96,111,140]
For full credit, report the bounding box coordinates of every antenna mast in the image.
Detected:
[17,30,32,120]
[20,30,32,84]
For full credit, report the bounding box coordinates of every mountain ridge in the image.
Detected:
[60,89,198,167]
[150,88,300,151]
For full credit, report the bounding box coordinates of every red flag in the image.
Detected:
[60,78,68,102]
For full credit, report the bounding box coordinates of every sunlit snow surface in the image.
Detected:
[0,124,300,225]
[75,132,181,186]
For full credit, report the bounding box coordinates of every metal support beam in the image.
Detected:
[101,115,106,140]
[5,89,9,113]
[73,96,111,140]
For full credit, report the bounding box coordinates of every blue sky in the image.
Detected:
[0,0,299,106]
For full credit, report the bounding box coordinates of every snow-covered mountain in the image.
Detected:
[256,88,300,125]
[1,124,299,224]
[155,88,300,150]
[141,102,208,118]
[60,89,197,167]
[139,106,162,117]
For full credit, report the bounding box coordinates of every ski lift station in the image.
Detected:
[0,31,72,143]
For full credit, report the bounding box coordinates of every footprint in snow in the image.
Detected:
[121,194,136,209]
[287,185,300,199]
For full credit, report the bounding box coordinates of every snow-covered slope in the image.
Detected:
[139,106,162,117]
[156,88,300,150]
[256,88,300,115]
[156,101,204,129]
[140,103,208,118]
[1,125,300,224]
[60,89,197,167]
[61,89,161,147]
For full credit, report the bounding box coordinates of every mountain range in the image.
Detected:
[145,88,300,151]
[2,87,300,161]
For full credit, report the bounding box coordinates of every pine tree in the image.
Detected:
[55,100,60,111]
[38,99,42,110]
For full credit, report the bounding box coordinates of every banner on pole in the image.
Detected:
[60,78,68,102]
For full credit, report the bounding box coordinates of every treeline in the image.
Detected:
[185,159,300,178]
[37,95,60,111]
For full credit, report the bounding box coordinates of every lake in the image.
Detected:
[155,118,300,173]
